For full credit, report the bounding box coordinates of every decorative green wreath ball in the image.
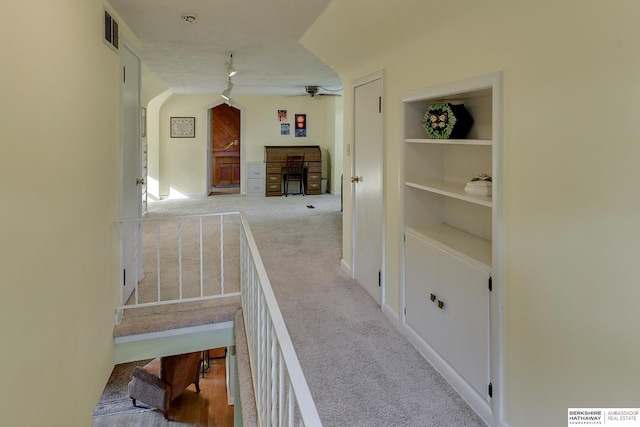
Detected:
[421,103,473,139]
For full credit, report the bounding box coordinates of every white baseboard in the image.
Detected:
[401,323,493,426]
[382,303,400,329]
[340,259,352,276]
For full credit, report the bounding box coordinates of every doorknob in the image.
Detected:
[351,176,361,183]
[136,178,146,185]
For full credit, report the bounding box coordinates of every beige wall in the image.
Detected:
[142,65,170,199]
[154,94,341,198]
[0,1,138,425]
[302,1,640,426]
[326,97,344,194]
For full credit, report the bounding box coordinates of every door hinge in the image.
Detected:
[488,382,493,398]
[123,269,126,286]
[488,276,492,292]
[404,307,407,315]
[378,96,382,113]
[123,66,126,83]
[378,270,381,287]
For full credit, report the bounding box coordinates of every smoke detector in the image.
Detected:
[181,14,197,23]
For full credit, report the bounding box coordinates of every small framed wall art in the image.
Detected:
[170,117,195,138]
[295,114,306,137]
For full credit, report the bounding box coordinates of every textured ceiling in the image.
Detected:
[107,0,342,96]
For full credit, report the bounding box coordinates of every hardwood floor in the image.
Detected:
[93,353,234,427]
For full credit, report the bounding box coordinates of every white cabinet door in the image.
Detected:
[405,232,441,346]
[405,231,490,398]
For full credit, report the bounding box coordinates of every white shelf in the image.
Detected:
[405,180,492,207]
[405,225,491,272]
[405,138,492,146]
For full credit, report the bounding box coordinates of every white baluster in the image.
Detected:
[199,216,204,298]
[220,215,225,294]
[178,217,183,300]
[156,220,161,302]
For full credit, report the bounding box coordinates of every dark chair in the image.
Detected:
[284,155,305,196]
[128,352,202,420]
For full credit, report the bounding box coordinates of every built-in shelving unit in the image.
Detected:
[401,72,502,424]
[403,83,494,268]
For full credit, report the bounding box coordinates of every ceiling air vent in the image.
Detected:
[104,10,119,51]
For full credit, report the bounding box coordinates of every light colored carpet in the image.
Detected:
[93,359,154,417]
[118,194,486,426]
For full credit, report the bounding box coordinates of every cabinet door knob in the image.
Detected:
[430,293,436,302]
[437,300,444,309]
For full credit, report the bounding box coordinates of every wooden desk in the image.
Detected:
[264,146,322,196]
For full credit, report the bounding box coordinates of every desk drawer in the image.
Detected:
[306,181,322,194]
[267,162,282,169]
[307,172,321,182]
[266,182,281,196]
[267,174,281,183]
[308,164,322,173]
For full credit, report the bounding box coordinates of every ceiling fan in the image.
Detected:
[291,85,342,98]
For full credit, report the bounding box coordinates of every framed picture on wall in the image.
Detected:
[170,117,195,138]
[295,114,306,137]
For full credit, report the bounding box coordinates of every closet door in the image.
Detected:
[352,74,383,304]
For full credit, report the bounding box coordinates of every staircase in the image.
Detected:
[114,212,322,426]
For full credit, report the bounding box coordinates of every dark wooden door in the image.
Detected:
[214,153,240,185]
[212,104,241,186]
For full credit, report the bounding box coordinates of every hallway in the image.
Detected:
[127,194,486,426]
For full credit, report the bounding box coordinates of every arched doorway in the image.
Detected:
[210,103,241,195]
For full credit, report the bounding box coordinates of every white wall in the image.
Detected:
[302,1,640,426]
[0,1,138,425]
[155,94,341,198]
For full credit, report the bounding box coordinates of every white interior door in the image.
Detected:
[352,75,383,304]
[121,45,142,303]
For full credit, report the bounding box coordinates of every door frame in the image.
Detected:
[206,101,245,195]
[350,70,385,305]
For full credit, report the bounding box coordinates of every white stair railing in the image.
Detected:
[117,211,322,425]
[240,213,323,427]
[116,212,241,311]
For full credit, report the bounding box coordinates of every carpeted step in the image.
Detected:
[114,296,241,338]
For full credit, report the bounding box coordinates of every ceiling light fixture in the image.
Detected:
[226,52,237,77]
[181,14,197,23]
[221,78,234,100]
